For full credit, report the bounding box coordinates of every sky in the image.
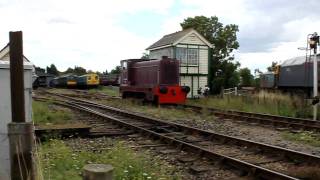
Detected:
[1,0,320,73]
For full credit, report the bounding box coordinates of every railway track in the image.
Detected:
[39,92,320,180]
[41,88,320,132]
[181,104,320,132]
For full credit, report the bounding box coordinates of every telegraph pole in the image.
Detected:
[309,32,319,120]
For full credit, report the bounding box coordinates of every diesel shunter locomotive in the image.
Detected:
[120,56,190,104]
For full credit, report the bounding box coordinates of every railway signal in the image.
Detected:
[309,32,319,120]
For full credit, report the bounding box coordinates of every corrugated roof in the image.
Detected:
[281,54,320,67]
[146,28,194,50]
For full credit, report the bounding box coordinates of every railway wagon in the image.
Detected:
[99,74,119,86]
[120,56,190,104]
[260,55,320,96]
[51,74,78,88]
[76,73,99,88]
[260,72,276,89]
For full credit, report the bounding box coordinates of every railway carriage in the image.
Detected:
[99,74,119,86]
[51,74,78,88]
[76,73,100,88]
[120,56,190,104]
[260,55,320,96]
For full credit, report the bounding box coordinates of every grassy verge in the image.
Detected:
[99,98,212,122]
[89,86,119,97]
[282,131,320,147]
[187,91,313,118]
[33,101,72,124]
[36,139,179,180]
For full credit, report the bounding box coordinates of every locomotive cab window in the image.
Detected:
[122,61,128,70]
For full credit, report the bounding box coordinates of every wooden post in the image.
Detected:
[8,31,35,180]
[83,164,113,180]
[9,31,25,123]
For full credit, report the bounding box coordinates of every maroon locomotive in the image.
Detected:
[99,74,120,86]
[119,56,190,104]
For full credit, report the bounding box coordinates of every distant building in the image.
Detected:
[146,28,213,97]
[0,44,37,83]
[0,44,30,62]
[34,72,54,87]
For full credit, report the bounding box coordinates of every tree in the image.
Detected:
[103,69,109,75]
[181,16,240,94]
[239,68,254,86]
[110,66,121,74]
[74,66,87,75]
[141,52,149,59]
[46,64,59,76]
[267,61,278,72]
[95,71,102,75]
[35,66,45,74]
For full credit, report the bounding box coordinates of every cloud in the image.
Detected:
[1,0,320,74]
[47,18,74,24]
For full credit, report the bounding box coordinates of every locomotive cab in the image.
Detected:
[120,57,190,104]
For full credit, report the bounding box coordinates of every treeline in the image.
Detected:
[35,64,121,76]
[180,16,260,92]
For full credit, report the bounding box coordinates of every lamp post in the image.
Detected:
[309,32,319,120]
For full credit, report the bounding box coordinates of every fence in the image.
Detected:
[222,87,254,97]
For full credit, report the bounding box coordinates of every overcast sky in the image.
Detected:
[1,0,320,73]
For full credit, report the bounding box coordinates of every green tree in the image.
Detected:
[35,66,45,74]
[181,16,240,94]
[141,52,149,59]
[63,67,74,74]
[103,69,109,75]
[74,66,87,75]
[239,68,254,86]
[46,64,59,76]
[110,66,121,74]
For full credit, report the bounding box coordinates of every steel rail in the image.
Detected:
[181,104,320,131]
[61,101,298,180]
[43,93,320,179]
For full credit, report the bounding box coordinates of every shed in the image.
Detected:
[0,45,34,179]
[146,28,213,98]
[35,72,55,87]
[0,44,37,83]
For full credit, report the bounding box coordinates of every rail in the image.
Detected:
[39,92,320,179]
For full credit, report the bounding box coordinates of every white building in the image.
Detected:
[0,44,34,180]
[146,28,213,97]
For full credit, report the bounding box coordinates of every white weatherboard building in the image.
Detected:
[0,44,33,180]
[146,28,213,98]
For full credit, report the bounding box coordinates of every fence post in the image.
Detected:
[83,164,113,180]
[220,87,224,98]
[235,87,238,96]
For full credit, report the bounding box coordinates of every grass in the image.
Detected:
[282,131,320,147]
[89,86,119,97]
[33,101,72,124]
[187,91,314,118]
[98,98,212,123]
[36,139,179,180]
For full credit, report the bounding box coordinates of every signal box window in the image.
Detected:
[176,47,198,65]
[176,48,187,64]
[188,48,198,65]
